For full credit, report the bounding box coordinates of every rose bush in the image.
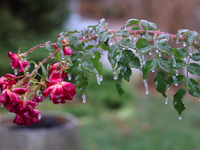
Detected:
[1,18,200,125]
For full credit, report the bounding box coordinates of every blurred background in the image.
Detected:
[1,0,200,149]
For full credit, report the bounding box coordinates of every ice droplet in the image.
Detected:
[156,49,159,53]
[189,46,193,56]
[143,79,149,95]
[179,116,182,120]
[172,55,176,67]
[112,66,118,80]
[145,29,149,36]
[183,41,187,47]
[172,76,178,86]
[82,94,86,103]
[158,52,162,57]
[124,25,127,31]
[92,54,95,58]
[184,57,187,61]
[199,98,200,105]
[7,111,10,114]
[152,70,155,73]
[176,38,179,44]
[109,39,113,46]
[14,69,18,75]
[164,98,168,104]
[149,51,152,56]
[60,49,65,60]
[1,103,3,107]
[68,74,72,81]
[38,114,42,120]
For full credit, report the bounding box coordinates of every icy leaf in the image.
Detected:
[173,88,186,116]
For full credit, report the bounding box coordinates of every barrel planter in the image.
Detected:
[0,112,81,150]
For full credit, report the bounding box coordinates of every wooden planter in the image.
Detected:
[0,112,81,150]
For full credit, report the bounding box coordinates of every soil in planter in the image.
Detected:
[8,116,68,130]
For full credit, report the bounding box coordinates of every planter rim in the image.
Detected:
[0,111,79,134]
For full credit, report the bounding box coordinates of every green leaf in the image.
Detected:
[116,75,124,95]
[108,44,119,68]
[82,60,96,73]
[187,63,200,76]
[120,66,132,82]
[156,34,171,40]
[67,60,79,74]
[95,18,105,33]
[176,29,189,39]
[119,39,134,48]
[190,53,200,61]
[185,78,200,97]
[173,88,186,116]
[156,43,173,56]
[171,58,186,69]
[139,44,154,55]
[186,31,198,46]
[169,75,186,85]
[114,30,131,37]
[68,36,83,51]
[141,34,153,41]
[119,50,140,69]
[140,20,149,30]
[98,31,113,42]
[197,38,200,51]
[91,51,102,75]
[126,19,140,27]
[45,42,52,52]
[39,63,48,78]
[75,70,88,93]
[142,58,157,79]
[173,47,189,58]
[154,71,169,98]
[131,27,140,30]
[101,43,110,51]
[84,45,95,50]
[136,38,148,49]
[158,57,173,74]
[149,22,157,31]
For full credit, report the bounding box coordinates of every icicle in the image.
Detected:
[164,98,168,104]
[189,46,193,55]
[96,71,101,85]
[199,98,200,105]
[109,39,113,46]
[142,55,146,64]
[99,74,103,82]
[175,69,179,76]
[176,38,179,44]
[124,25,127,31]
[82,94,86,103]
[172,55,176,67]
[143,79,149,95]
[172,76,178,86]
[152,70,155,73]
[68,74,72,81]
[14,69,18,75]
[183,41,187,47]
[112,66,118,80]
[38,114,42,120]
[133,35,137,41]
[49,53,54,59]
[179,116,182,120]
[158,52,162,57]
[149,51,152,56]
[60,49,65,60]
